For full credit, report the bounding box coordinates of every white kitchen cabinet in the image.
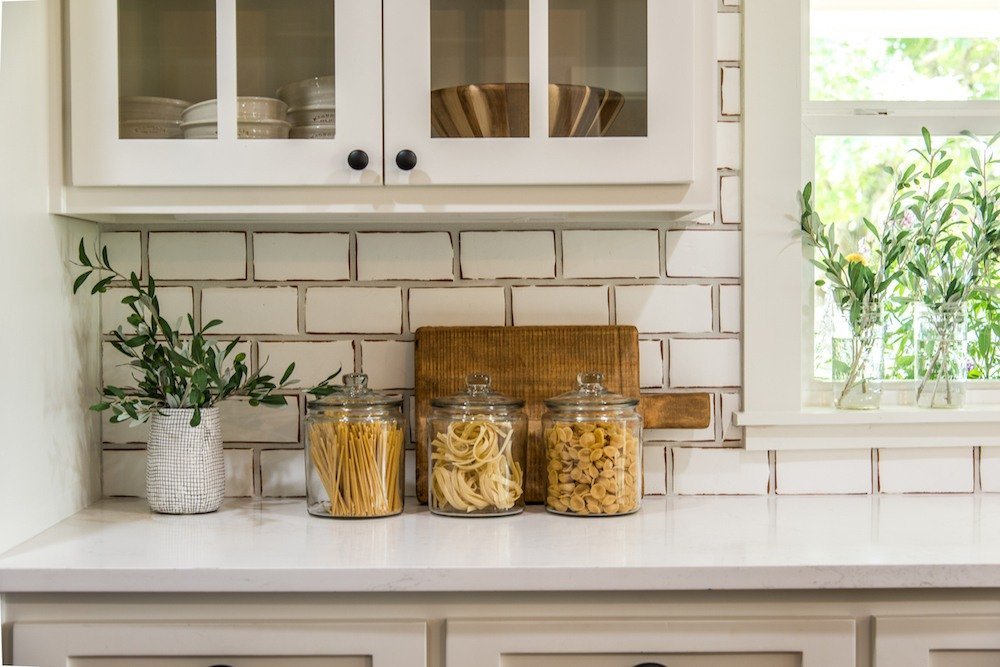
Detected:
[383,0,696,186]
[13,621,427,667]
[64,0,716,208]
[445,618,857,667]
[69,0,384,187]
[874,616,1000,667]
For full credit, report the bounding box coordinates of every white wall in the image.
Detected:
[0,0,100,554]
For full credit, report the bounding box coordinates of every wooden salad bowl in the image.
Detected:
[431,83,625,139]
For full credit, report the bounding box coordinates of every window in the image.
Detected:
[740,0,1000,449]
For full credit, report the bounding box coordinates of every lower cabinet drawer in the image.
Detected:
[13,622,427,667]
[875,616,1000,667]
[502,653,799,666]
[445,619,856,667]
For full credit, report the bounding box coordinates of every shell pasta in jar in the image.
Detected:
[543,372,642,516]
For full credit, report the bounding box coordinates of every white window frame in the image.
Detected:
[739,0,1000,450]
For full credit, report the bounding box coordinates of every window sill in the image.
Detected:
[736,406,1000,451]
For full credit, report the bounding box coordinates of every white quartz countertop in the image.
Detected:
[3,495,1000,593]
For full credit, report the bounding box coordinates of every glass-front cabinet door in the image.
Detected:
[383,0,696,185]
[69,0,383,186]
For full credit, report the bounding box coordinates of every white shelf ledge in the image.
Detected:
[737,406,1000,451]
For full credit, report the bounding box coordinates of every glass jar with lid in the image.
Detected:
[428,373,527,517]
[305,373,406,519]
[542,371,642,517]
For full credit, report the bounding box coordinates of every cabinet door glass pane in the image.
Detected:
[237,0,336,140]
[430,0,530,138]
[548,0,647,137]
[118,0,216,140]
[810,1,1000,101]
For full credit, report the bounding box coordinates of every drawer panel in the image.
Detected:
[73,658,369,667]
[931,652,1000,667]
[15,622,425,667]
[447,619,854,667]
[503,653,799,667]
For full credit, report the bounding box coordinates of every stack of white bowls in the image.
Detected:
[119,96,190,139]
[277,76,335,139]
[179,97,290,139]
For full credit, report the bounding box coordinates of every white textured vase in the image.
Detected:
[146,407,224,514]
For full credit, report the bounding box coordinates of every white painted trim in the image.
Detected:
[743,0,1000,450]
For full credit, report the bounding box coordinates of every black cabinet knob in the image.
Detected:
[347,149,369,171]
[395,149,418,171]
[634,663,667,667]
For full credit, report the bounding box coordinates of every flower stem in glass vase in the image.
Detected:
[916,305,968,409]
[831,303,884,410]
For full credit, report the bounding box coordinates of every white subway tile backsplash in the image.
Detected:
[149,232,246,280]
[639,339,664,388]
[669,339,741,387]
[220,397,300,443]
[616,284,713,333]
[261,449,305,497]
[409,287,506,330]
[361,340,415,389]
[258,341,354,388]
[101,287,193,334]
[357,232,454,281]
[562,230,660,279]
[672,447,768,495]
[305,287,403,334]
[719,284,741,333]
[460,231,556,279]
[643,446,667,496]
[511,286,609,326]
[878,448,974,493]
[665,230,741,278]
[716,122,742,171]
[720,65,741,116]
[717,12,741,61]
[224,449,255,497]
[253,232,350,281]
[720,175,742,224]
[100,231,142,277]
[776,449,872,495]
[102,450,146,497]
[981,448,1000,492]
[720,392,742,441]
[202,287,299,335]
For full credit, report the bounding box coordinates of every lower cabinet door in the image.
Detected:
[445,618,856,667]
[875,616,1000,667]
[13,621,427,667]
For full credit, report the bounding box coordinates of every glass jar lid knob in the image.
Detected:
[576,371,606,394]
[342,373,370,396]
[466,372,491,396]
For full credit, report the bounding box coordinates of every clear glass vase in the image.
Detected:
[916,305,968,409]
[830,301,885,410]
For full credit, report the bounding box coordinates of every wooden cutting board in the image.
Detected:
[415,325,710,504]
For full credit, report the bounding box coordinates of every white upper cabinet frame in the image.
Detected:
[382,0,696,186]
[739,0,1000,450]
[69,0,384,187]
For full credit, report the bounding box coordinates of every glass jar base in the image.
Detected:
[545,505,641,517]
[307,501,402,519]
[429,506,524,518]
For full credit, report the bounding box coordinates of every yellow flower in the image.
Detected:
[845,253,866,266]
